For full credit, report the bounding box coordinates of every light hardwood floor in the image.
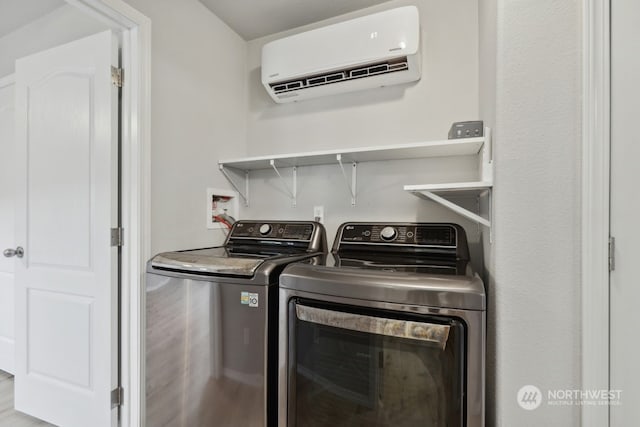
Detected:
[0,370,54,426]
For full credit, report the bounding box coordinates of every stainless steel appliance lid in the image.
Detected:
[280,261,486,310]
[149,220,327,278]
[280,223,484,310]
[332,253,466,275]
[150,247,267,276]
[149,246,322,276]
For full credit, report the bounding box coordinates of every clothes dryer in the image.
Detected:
[279,222,485,427]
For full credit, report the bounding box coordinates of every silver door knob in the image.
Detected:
[3,247,24,258]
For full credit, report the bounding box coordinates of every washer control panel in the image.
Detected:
[339,223,456,247]
[231,221,315,241]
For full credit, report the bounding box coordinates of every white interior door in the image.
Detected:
[0,75,16,375]
[12,30,119,427]
[610,0,640,425]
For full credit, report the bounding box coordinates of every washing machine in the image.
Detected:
[145,220,326,427]
[278,222,485,427]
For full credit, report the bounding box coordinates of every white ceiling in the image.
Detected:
[198,0,393,40]
[0,0,393,41]
[0,0,65,38]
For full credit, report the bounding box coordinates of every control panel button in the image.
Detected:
[380,226,397,241]
[259,224,272,235]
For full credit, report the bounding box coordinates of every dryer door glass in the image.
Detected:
[288,300,466,427]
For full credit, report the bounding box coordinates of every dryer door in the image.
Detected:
[287,299,466,427]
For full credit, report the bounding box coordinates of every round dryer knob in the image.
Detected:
[259,223,272,235]
[380,226,397,241]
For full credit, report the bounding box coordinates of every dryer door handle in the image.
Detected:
[295,304,451,350]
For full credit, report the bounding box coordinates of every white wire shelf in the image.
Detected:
[218,136,487,207]
[218,137,484,170]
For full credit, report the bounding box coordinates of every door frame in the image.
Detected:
[582,0,610,426]
[65,1,151,426]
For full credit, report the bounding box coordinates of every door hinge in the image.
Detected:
[609,236,616,272]
[111,66,123,87]
[111,386,124,408]
[111,227,124,247]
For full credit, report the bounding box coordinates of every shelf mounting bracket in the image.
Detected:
[413,190,492,229]
[409,126,494,242]
[270,160,297,207]
[219,164,249,207]
[337,154,357,206]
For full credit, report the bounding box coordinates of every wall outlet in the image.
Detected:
[207,188,239,229]
[313,206,324,224]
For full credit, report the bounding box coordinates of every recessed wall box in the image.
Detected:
[261,6,421,103]
[206,188,239,230]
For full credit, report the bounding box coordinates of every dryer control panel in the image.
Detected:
[334,222,469,261]
[339,223,457,247]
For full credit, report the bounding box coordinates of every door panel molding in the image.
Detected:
[27,289,94,389]
[27,71,94,270]
[582,0,610,425]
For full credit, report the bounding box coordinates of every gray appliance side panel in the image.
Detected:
[145,272,269,427]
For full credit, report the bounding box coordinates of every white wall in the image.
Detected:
[246,0,479,154]
[123,0,248,254]
[0,0,248,255]
[481,0,582,425]
[123,0,583,424]
[0,1,584,424]
[0,4,108,77]
[242,0,483,264]
[243,0,583,425]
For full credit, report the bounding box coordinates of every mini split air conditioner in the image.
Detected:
[261,6,421,103]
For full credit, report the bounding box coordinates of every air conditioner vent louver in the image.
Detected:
[261,6,421,103]
[270,57,409,95]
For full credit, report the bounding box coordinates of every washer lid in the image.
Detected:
[150,247,267,277]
